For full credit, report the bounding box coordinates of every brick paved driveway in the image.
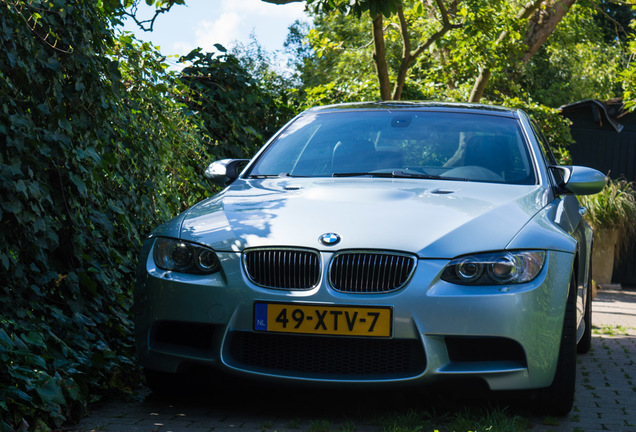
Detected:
[69,289,636,432]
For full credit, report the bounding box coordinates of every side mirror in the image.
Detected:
[550,165,607,196]
[204,159,249,186]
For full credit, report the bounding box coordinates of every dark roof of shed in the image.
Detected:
[559,99,625,133]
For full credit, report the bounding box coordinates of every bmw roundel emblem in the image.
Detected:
[319,233,341,246]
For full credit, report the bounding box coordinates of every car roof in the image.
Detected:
[305,101,521,118]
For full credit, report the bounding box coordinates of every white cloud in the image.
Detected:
[194,13,242,52]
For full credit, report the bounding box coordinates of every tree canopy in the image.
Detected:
[280,0,634,106]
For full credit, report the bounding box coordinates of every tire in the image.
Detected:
[577,278,592,354]
[535,274,577,416]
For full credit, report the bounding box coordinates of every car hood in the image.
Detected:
[176,178,550,258]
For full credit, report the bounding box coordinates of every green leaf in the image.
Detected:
[107,200,124,214]
[0,329,14,349]
[1,198,23,214]
[6,388,33,404]
[33,418,55,432]
[69,173,87,197]
[45,57,61,71]
[36,376,66,406]
[37,102,50,115]
[12,334,28,351]
[21,332,47,349]
[63,378,83,402]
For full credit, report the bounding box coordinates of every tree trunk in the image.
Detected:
[468,67,491,103]
[522,0,577,63]
[372,14,392,100]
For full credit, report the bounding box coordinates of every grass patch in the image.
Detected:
[338,421,357,432]
[308,419,333,432]
[445,406,530,432]
[376,405,530,432]
[286,419,302,429]
[260,420,275,431]
[379,409,433,432]
[593,325,629,336]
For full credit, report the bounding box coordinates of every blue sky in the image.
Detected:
[121,0,309,68]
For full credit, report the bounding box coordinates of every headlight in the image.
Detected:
[441,251,546,285]
[152,238,221,274]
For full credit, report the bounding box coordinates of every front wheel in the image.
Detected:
[535,274,577,416]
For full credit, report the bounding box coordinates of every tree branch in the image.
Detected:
[397,4,411,60]
[391,0,462,100]
[592,2,628,38]
[410,0,462,60]
[124,0,178,32]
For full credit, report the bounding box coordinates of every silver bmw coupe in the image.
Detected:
[135,102,606,415]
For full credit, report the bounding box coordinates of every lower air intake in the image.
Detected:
[227,332,426,379]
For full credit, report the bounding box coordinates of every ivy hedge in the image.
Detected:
[0,1,213,430]
[179,47,297,159]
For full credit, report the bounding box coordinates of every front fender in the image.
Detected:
[506,198,577,253]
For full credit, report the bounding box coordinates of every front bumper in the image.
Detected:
[134,241,572,391]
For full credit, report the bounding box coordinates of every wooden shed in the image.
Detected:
[560,99,636,287]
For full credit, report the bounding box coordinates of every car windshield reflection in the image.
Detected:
[247,111,537,185]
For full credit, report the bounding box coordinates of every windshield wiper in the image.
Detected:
[332,171,471,181]
[247,173,290,179]
[390,171,443,179]
[391,171,471,181]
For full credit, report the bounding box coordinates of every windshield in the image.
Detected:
[247,110,537,185]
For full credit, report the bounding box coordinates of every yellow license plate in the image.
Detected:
[254,302,392,337]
